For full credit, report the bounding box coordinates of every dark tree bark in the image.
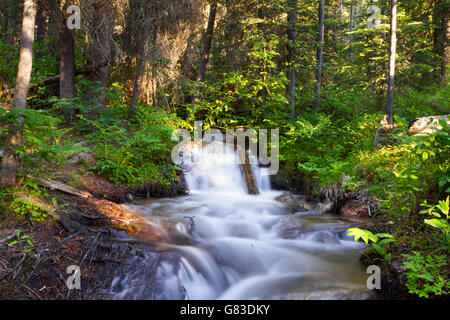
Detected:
[36,1,46,41]
[57,9,75,100]
[129,1,154,115]
[385,0,397,125]
[191,2,217,109]
[6,0,18,47]
[83,5,114,112]
[314,0,325,110]
[349,1,353,61]
[433,0,449,85]
[287,0,297,118]
[129,36,151,114]
[1,0,37,188]
[151,69,158,107]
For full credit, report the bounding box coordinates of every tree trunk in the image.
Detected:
[433,0,449,85]
[57,10,75,100]
[0,0,37,188]
[287,0,297,118]
[385,0,397,125]
[84,5,114,113]
[152,70,158,107]
[129,37,151,114]
[36,2,46,41]
[129,1,154,115]
[349,1,353,62]
[7,0,18,47]
[191,2,217,109]
[314,0,325,110]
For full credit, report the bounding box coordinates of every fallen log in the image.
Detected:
[239,150,259,195]
[38,179,92,198]
[407,115,449,136]
[7,60,109,93]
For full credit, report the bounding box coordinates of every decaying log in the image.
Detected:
[408,115,449,136]
[38,178,92,198]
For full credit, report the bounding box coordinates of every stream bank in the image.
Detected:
[0,156,399,300]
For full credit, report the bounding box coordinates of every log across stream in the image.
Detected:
[107,143,373,299]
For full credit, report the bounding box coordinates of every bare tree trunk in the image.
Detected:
[385,0,397,125]
[287,0,297,118]
[433,0,449,85]
[1,0,37,188]
[314,0,325,110]
[191,2,217,109]
[57,10,75,100]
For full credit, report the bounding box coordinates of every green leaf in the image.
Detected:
[424,219,448,230]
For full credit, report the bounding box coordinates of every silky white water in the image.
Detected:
[112,142,371,300]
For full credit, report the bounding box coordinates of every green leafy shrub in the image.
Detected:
[7,231,35,253]
[10,196,50,223]
[346,228,396,263]
[402,251,449,298]
[86,105,178,187]
[0,108,86,178]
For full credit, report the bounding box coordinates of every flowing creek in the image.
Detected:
[109,143,372,300]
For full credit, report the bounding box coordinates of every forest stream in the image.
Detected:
[105,143,373,300]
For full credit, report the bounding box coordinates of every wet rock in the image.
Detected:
[274,191,296,203]
[275,289,375,300]
[314,201,333,214]
[274,192,311,213]
[294,203,310,213]
[307,231,340,244]
[272,216,305,239]
[340,199,369,218]
[269,173,290,190]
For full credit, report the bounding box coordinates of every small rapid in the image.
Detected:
[110,142,371,300]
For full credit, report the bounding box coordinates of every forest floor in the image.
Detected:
[0,161,171,299]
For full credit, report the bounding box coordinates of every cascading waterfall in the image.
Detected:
[111,142,372,300]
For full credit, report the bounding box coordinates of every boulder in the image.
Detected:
[271,216,305,239]
[307,231,340,244]
[274,191,296,203]
[314,201,334,214]
[407,115,449,136]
